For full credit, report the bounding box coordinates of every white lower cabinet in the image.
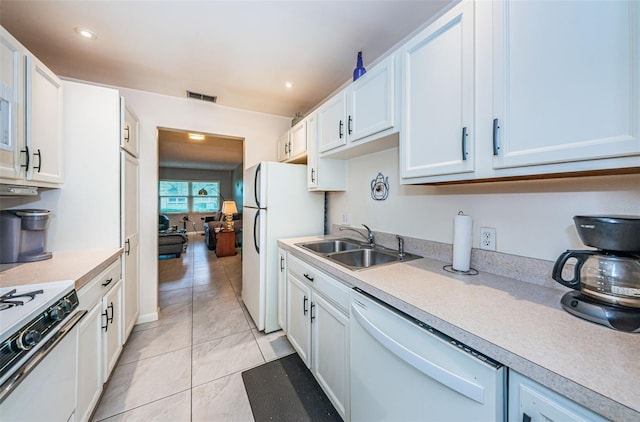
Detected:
[277,247,288,332]
[508,370,607,422]
[76,258,124,422]
[286,255,350,421]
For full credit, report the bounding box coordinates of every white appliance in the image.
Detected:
[350,289,505,421]
[242,162,324,333]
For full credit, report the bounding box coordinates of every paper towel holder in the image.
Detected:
[443,264,478,275]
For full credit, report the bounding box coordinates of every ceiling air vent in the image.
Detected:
[186,90,217,103]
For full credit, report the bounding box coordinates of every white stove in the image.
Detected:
[0,280,80,390]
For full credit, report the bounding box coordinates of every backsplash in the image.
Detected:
[330,224,565,291]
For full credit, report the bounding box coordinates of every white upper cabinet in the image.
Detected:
[306,112,347,191]
[491,0,640,172]
[0,26,63,187]
[120,99,139,158]
[25,54,63,185]
[318,54,398,158]
[0,27,24,181]
[400,0,475,179]
[277,119,307,163]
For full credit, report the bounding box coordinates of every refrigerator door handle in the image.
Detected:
[253,209,260,254]
[254,162,262,208]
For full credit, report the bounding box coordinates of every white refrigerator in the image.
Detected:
[242,162,324,333]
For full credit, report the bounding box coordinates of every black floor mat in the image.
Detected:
[241,353,343,422]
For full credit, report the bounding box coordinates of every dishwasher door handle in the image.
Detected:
[351,304,485,404]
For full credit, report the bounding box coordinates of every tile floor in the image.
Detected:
[93,233,295,421]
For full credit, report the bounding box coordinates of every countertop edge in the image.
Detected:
[278,236,639,421]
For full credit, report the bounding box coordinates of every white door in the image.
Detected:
[76,304,103,422]
[0,27,24,181]
[492,0,640,169]
[348,54,395,143]
[277,131,289,162]
[401,0,475,178]
[102,280,123,380]
[241,206,267,330]
[317,92,347,152]
[289,119,307,159]
[25,54,63,184]
[286,274,312,367]
[121,151,139,339]
[277,247,288,332]
[121,99,139,158]
[312,293,349,420]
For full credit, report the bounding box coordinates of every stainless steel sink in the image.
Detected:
[298,238,364,254]
[297,238,421,270]
[328,248,421,271]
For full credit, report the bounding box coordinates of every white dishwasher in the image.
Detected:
[350,289,505,422]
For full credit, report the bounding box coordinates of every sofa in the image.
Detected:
[204,212,242,251]
[159,214,187,258]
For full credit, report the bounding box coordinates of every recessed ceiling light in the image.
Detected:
[74,27,97,40]
[189,133,205,141]
[285,82,293,89]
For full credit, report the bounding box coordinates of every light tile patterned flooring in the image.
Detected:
[93,233,294,421]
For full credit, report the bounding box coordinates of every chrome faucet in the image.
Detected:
[396,235,405,258]
[340,224,375,247]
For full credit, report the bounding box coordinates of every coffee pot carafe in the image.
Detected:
[552,215,640,332]
[0,209,52,264]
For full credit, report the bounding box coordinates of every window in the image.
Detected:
[159,180,220,213]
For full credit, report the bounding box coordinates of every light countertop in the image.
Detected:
[279,236,640,421]
[0,248,123,291]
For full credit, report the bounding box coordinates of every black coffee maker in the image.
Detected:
[552,215,640,333]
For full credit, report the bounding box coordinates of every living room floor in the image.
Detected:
[92,232,294,421]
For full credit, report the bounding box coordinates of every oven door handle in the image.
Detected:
[0,310,87,404]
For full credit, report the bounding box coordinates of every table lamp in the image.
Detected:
[221,200,238,231]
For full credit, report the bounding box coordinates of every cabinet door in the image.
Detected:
[76,304,103,422]
[317,92,347,152]
[401,0,475,179]
[286,274,312,367]
[121,152,139,339]
[102,280,123,380]
[348,54,395,143]
[277,131,290,162]
[312,294,349,421]
[277,248,287,332]
[288,119,307,161]
[25,54,63,184]
[306,113,319,189]
[492,0,640,169]
[0,27,25,181]
[121,99,139,158]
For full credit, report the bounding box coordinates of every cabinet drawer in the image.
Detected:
[78,259,121,310]
[288,255,349,313]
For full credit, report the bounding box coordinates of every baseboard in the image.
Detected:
[136,309,159,324]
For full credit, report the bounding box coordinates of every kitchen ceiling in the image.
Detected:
[1,0,452,171]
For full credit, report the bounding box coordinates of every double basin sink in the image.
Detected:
[296,238,421,271]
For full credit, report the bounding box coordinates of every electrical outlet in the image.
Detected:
[480,227,496,251]
[342,213,350,225]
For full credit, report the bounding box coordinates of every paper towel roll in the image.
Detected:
[452,213,472,272]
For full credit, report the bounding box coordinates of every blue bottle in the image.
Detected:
[353,51,366,81]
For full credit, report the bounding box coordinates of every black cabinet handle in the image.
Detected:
[125,239,131,256]
[303,295,308,315]
[124,125,130,142]
[339,120,344,139]
[348,115,353,135]
[280,256,284,272]
[311,302,316,322]
[461,126,468,161]
[102,309,109,332]
[492,118,500,156]
[522,413,531,422]
[102,277,113,287]
[108,302,114,322]
[311,168,315,183]
[20,146,30,173]
[284,141,289,155]
[33,149,41,172]
[303,273,314,282]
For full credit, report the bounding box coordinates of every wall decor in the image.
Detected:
[371,172,389,201]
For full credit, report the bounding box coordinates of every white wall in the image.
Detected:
[328,147,640,262]
[119,87,290,320]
